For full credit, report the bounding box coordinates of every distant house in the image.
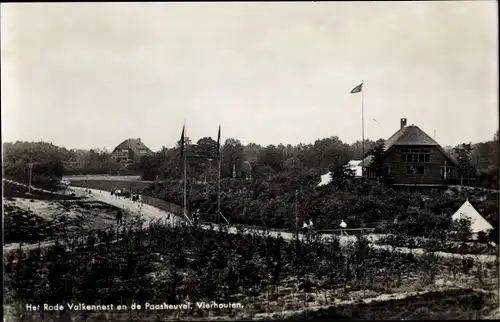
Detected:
[347,160,363,178]
[317,159,363,187]
[111,138,152,163]
[361,118,460,187]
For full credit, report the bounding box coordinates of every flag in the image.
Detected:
[180,125,185,158]
[350,82,363,94]
[216,125,221,159]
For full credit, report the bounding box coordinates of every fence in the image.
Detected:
[140,194,184,216]
[69,180,151,193]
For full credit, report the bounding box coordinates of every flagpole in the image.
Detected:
[183,122,188,224]
[28,144,33,194]
[217,154,221,225]
[217,125,222,225]
[361,80,365,178]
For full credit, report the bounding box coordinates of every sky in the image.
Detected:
[1,1,498,152]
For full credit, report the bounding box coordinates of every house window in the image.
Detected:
[406,166,424,174]
[403,153,430,163]
[385,165,391,176]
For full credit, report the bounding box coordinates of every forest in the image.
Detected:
[3,130,498,188]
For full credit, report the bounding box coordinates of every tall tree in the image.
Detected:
[350,139,376,160]
[257,145,286,173]
[313,136,350,171]
[221,138,245,178]
[243,143,262,164]
[192,137,218,180]
[453,143,473,182]
[367,139,386,181]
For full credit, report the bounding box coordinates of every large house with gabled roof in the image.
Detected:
[111,138,152,164]
[362,118,462,187]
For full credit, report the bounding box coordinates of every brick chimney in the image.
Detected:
[400,118,407,129]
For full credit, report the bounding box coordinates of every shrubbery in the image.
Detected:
[138,170,499,242]
[4,218,492,317]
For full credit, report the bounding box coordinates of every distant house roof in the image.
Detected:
[362,125,457,167]
[113,138,152,156]
[452,199,493,233]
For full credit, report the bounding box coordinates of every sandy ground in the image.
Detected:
[6,198,65,221]
[3,179,60,194]
[3,196,131,252]
[5,198,120,227]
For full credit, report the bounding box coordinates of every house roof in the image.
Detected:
[451,199,493,233]
[362,125,457,167]
[113,138,152,155]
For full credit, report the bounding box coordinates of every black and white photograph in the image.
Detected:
[2,1,499,321]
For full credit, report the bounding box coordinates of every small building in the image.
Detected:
[317,160,363,187]
[318,172,333,187]
[451,199,493,240]
[111,138,152,163]
[362,118,460,188]
[347,160,363,178]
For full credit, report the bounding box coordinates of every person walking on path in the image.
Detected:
[116,208,124,226]
[340,219,348,236]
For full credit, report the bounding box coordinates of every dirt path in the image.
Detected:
[4,182,497,263]
[68,186,178,225]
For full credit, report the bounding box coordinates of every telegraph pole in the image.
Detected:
[295,189,299,241]
[163,145,167,180]
[28,145,33,194]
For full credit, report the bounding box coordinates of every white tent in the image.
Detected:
[317,172,333,187]
[451,199,493,235]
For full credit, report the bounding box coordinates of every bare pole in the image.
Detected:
[183,122,188,224]
[183,155,187,219]
[217,155,221,225]
[217,125,222,225]
[295,189,299,241]
[28,145,33,193]
[163,145,167,181]
[361,80,365,178]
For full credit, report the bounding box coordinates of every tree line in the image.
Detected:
[2,130,498,189]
